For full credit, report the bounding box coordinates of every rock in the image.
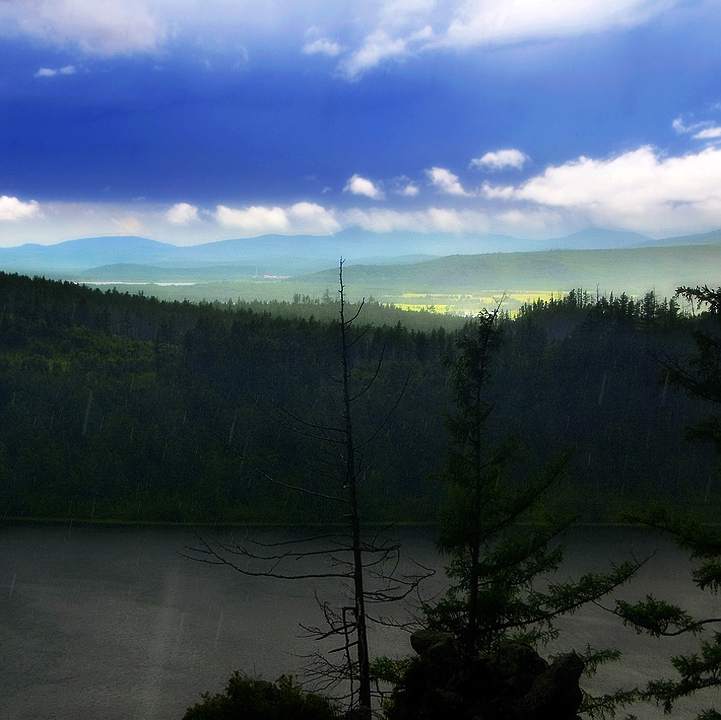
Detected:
[520,652,585,720]
[410,629,455,656]
[386,635,586,720]
[493,640,550,696]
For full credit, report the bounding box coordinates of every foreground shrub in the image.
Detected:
[182,672,342,720]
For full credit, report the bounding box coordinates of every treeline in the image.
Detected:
[0,272,715,523]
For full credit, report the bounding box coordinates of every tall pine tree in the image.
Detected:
[425,306,640,655]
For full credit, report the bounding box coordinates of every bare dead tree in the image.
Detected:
[184,260,431,718]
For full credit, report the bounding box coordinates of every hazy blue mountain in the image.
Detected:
[177,234,344,263]
[0,231,428,274]
[1,229,720,287]
[545,228,652,250]
[297,242,721,301]
[639,228,721,247]
[0,236,182,270]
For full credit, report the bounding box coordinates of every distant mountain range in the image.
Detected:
[2,227,721,280]
[1,228,720,307]
[0,229,439,277]
[304,243,721,298]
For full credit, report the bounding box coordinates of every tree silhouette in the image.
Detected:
[185,260,429,717]
[616,285,721,719]
[425,305,640,656]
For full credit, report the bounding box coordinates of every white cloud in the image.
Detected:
[343,204,562,239]
[495,207,562,231]
[391,175,420,196]
[441,0,677,48]
[694,127,721,140]
[343,206,489,234]
[1,0,678,72]
[287,202,342,234]
[343,208,414,233]
[0,200,224,246]
[339,25,432,79]
[344,174,385,200]
[3,0,166,55]
[672,116,695,134]
[471,149,528,171]
[0,196,40,221]
[425,207,469,232]
[673,115,721,141]
[485,145,721,233]
[426,167,471,196]
[216,205,291,234]
[215,202,340,236]
[334,0,674,77]
[481,182,515,200]
[302,38,343,57]
[34,64,76,78]
[166,202,199,225]
[339,30,408,79]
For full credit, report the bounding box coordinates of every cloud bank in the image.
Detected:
[216,202,341,236]
[0,0,682,77]
[338,0,680,78]
[1,136,721,243]
[484,145,721,233]
[441,0,676,48]
[2,0,166,55]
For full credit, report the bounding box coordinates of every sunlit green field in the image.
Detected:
[84,279,567,316]
[395,291,563,315]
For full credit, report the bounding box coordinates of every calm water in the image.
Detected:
[0,523,716,719]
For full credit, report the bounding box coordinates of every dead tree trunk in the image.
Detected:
[185,259,427,718]
[339,264,372,713]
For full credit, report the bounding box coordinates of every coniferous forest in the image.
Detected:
[0,270,717,525]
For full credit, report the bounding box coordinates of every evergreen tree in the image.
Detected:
[616,285,721,720]
[425,306,640,655]
[616,505,721,719]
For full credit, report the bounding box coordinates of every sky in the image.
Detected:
[0,0,720,248]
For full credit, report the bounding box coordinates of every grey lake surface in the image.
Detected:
[1,523,717,720]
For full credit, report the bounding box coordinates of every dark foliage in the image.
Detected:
[404,306,641,720]
[182,673,341,720]
[0,272,714,524]
[615,285,721,719]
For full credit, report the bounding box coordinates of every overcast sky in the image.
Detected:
[1,0,720,247]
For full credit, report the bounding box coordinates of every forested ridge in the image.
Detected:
[0,271,716,524]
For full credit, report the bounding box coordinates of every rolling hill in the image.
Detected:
[1,228,719,310]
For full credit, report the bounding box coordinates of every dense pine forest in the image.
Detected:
[0,271,716,524]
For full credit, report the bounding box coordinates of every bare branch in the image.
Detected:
[181,532,351,580]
